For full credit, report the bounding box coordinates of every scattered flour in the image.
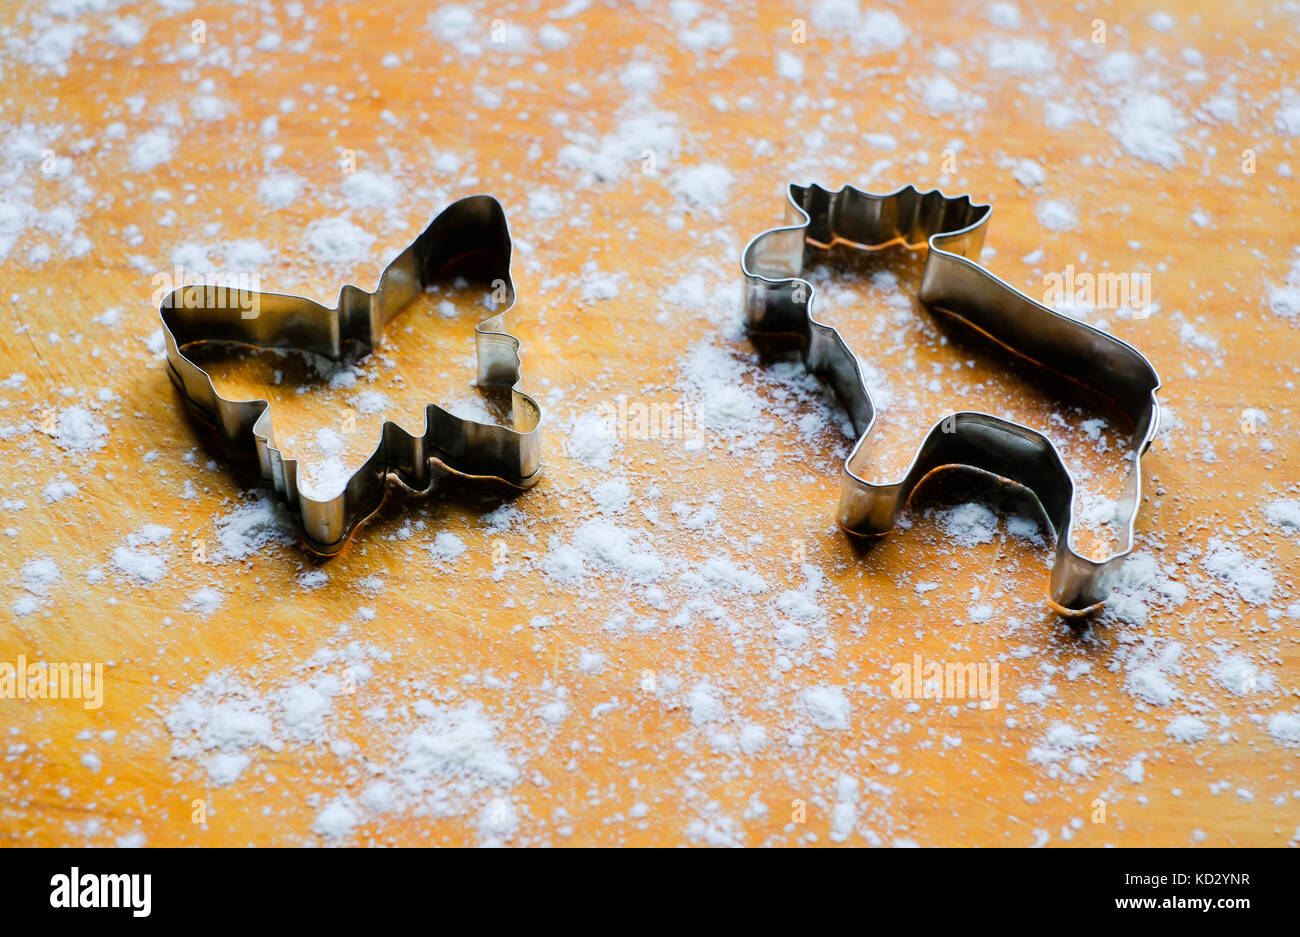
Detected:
[801,685,851,730]
[428,532,467,562]
[671,164,733,210]
[186,587,224,615]
[1203,539,1274,605]
[545,521,665,584]
[1265,499,1300,532]
[1111,95,1186,168]
[128,130,176,172]
[566,411,619,469]
[214,496,296,561]
[941,503,998,546]
[341,170,399,208]
[1267,713,1300,746]
[1035,199,1078,232]
[1165,715,1208,744]
[306,216,375,265]
[852,10,908,55]
[1267,251,1300,321]
[53,406,108,452]
[258,173,304,209]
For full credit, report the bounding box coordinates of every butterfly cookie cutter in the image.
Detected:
[160,195,542,555]
[741,183,1161,614]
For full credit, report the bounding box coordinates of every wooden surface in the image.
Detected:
[2,0,1298,847]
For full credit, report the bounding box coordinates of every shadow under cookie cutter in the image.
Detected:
[741,183,1161,614]
[160,195,542,555]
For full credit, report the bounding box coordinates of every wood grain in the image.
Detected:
[1,0,1297,847]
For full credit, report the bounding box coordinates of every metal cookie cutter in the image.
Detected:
[160,195,542,555]
[741,183,1161,614]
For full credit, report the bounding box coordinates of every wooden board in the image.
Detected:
[2,0,1298,847]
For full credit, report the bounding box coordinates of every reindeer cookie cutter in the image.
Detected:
[741,183,1161,614]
